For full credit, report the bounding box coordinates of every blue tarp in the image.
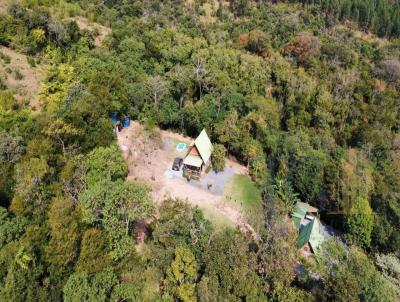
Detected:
[123,118,130,127]
[110,113,117,125]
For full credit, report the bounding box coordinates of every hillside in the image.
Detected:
[0,1,399,301]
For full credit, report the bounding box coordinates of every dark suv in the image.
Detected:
[172,157,183,171]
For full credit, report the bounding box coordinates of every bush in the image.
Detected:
[345,197,374,248]
[13,69,23,80]
[0,78,6,90]
[0,51,11,64]
[27,56,36,67]
[211,144,226,172]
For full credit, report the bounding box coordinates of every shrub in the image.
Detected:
[27,56,36,67]
[0,78,6,90]
[13,69,23,80]
[0,51,11,64]
[345,197,374,248]
[211,144,226,172]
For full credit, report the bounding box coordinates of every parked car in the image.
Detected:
[172,157,183,171]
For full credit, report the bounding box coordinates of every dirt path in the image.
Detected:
[117,122,259,239]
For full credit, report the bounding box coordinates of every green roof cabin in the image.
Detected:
[292,201,319,230]
[296,218,326,256]
[183,129,213,178]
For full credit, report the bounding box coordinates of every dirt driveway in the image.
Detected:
[117,122,258,238]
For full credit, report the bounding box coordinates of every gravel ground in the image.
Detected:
[164,164,234,196]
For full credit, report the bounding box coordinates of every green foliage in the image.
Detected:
[211,144,226,172]
[0,207,27,249]
[318,238,398,302]
[0,130,25,164]
[79,179,154,259]
[271,285,314,302]
[150,200,213,267]
[259,196,297,286]
[164,247,198,302]
[345,197,374,248]
[200,229,266,300]
[63,269,118,302]
[305,0,400,38]
[0,51,11,64]
[76,228,111,273]
[292,150,327,202]
[273,177,299,215]
[45,197,80,273]
[1,0,400,301]
[10,157,53,216]
[84,145,128,185]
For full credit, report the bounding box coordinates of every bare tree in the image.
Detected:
[144,75,168,106]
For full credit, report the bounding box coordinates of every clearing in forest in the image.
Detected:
[117,121,261,237]
[0,46,46,110]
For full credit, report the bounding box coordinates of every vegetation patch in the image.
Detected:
[224,174,264,231]
[0,46,46,110]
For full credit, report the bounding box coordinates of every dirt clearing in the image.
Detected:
[0,46,46,110]
[117,122,259,239]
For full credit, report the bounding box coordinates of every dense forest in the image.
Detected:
[0,0,399,301]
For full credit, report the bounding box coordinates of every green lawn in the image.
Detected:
[224,175,264,231]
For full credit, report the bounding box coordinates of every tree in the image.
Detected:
[229,0,251,17]
[318,238,398,302]
[273,177,299,215]
[284,32,320,66]
[259,196,297,287]
[79,180,154,259]
[292,150,327,203]
[76,228,111,274]
[201,230,265,300]
[45,197,80,273]
[0,130,24,164]
[105,180,154,236]
[63,269,118,302]
[10,157,53,216]
[144,75,169,107]
[60,155,88,202]
[164,247,198,302]
[211,144,226,172]
[43,118,82,158]
[151,200,213,269]
[0,207,27,249]
[345,197,374,248]
[271,285,313,302]
[247,29,270,55]
[340,149,374,212]
[84,145,128,185]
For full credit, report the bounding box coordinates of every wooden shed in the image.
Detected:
[183,129,213,178]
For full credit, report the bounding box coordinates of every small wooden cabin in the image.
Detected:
[183,129,213,178]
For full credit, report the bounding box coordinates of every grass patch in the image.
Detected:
[197,204,235,230]
[224,174,264,231]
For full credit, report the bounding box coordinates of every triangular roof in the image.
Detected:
[188,129,212,164]
[296,218,326,252]
[183,154,203,167]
